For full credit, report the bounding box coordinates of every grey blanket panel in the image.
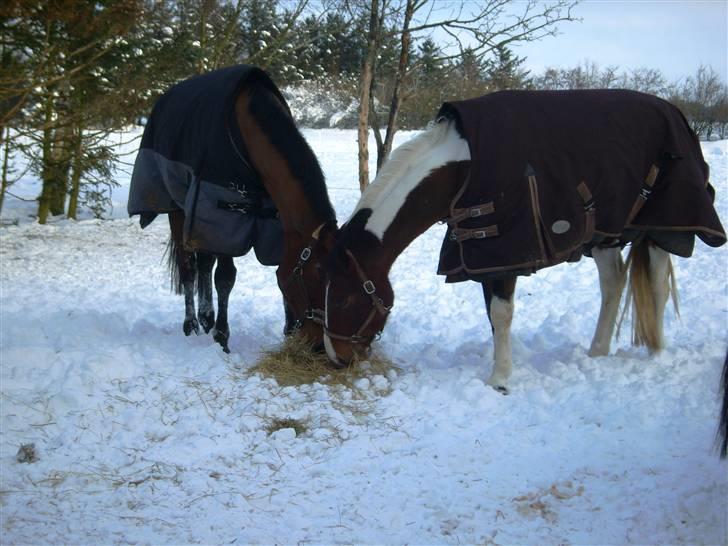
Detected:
[128,149,191,215]
[127,65,285,263]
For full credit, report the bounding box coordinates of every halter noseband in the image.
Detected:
[281,223,328,330]
[324,249,392,345]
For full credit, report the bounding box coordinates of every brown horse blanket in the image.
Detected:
[437,90,726,282]
[127,65,285,264]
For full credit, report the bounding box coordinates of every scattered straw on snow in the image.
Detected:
[249,333,398,393]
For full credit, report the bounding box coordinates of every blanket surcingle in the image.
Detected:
[437,89,726,282]
[127,64,284,264]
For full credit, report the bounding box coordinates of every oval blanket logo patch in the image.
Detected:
[551,220,571,234]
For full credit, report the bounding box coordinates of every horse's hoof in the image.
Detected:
[199,311,215,334]
[492,385,509,395]
[183,318,199,336]
[213,328,230,353]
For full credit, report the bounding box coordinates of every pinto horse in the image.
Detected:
[323,90,726,392]
[128,66,337,351]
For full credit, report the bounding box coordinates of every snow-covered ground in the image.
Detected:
[1,129,726,545]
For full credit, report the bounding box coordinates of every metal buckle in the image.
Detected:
[300,247,312,262]
[363,280,376,295]
[229,182,247,199]
[473,230,487,239]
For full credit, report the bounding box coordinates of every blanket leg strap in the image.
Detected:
[625,164,660,225]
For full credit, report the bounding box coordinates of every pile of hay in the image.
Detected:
[249,334,398,392]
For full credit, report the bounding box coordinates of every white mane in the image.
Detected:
[356,119,470,240]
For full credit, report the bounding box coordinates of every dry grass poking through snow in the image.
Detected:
[249,334,398,394]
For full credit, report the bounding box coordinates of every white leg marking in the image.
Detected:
[487,295,514,389]
[589,247,626,357]
[648,244,670,351]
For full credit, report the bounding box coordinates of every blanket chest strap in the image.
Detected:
[448,201,495,225]
[449,224,499,242]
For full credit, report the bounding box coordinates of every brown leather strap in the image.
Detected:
[448,201,495,225]
[449,224,499,242]
[324,249,392,344]
[625,164,660,225]
[577,181,596,243]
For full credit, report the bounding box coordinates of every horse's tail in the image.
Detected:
[165,234,186,295]
[719,352,728,458]
[619,238,679,352]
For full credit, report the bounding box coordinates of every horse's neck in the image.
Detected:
[234,92,323,238]
[364,160,470,270]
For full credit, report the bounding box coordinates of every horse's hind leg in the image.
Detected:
[647,243,673,352]
[196,252,216,333]
[212,255,236,353]
[168,211,199,336]
[482,276,517,394]
[588,246,626,357]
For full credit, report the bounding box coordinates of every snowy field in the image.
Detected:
[1,128,727,545]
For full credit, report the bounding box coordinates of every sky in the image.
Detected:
[513,0,727,83]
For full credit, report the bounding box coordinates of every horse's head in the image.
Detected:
[323,221,393,367]
[276,222,338,349]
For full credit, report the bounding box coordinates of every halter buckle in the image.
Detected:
[300,247,312,261]
[363,280,376,295]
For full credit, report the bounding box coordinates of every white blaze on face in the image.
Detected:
[323,281,338,362]
[356,120,470,241]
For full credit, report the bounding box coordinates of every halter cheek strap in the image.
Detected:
[324,249,392,345]
[281,223,329,329]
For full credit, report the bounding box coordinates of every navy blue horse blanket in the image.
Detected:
[127,65,284,264]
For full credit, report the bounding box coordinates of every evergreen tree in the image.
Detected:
[484,45,530,90]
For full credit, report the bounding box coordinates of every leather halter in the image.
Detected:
[324,249,392,345]
[280,223,328,330]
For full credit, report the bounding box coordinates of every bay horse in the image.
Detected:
[323,90,725,393]
[128,66,337,352]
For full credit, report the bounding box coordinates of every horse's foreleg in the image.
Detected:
[212,255,236,353]
[588,246,627,357]
[168,211,199,336]
[482,276,517,394]
[196,252,216,334]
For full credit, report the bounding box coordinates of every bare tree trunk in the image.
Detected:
[67,127,83,220]
[378,0,415,171]
[49,123,72,216]
[370,80,384,165]
[0,127,10,216]
[357,0,380,192]
[37,98,54,224]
